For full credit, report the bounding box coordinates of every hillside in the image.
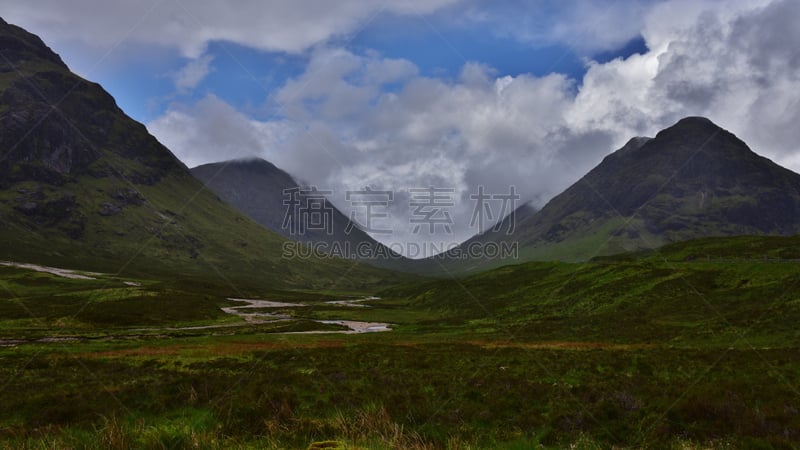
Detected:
[434,117,800,270]
[191,158,404,267]
[0,17,403,291]
[386,233,800,345]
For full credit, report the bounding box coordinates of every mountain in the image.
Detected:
[436,116,800,268]
[191,159,297,237]
[191,158,404,267]
[0,17,402,291]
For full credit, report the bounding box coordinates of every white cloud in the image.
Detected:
[173,54,214,92]
[545,1,658,53]
[569,0,800,169]
[146,94,292,169]
[459,0,664,55]
[1,0,461,58]
[143,0,800,255]
[148,52,609,253]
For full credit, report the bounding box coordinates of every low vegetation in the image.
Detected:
[1,235,799,448]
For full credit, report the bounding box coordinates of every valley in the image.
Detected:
[2,235,799,448]
[1,11,800,450]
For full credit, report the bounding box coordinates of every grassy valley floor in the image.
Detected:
[1,238,800,449]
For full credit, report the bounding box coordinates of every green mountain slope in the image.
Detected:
[0,17,403,291]
[435,117,800,270]
[385,233,800,346]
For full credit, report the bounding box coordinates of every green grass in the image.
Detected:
[381,257,800,348]
[0,172,414,293]
[2,235,800,448]
[7,23,799,447]
[519,216,665,262]
[0,56,416,294]
[427,216,667,277]
[1,338,798,449]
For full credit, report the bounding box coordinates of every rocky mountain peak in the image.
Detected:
[0,17,67,70]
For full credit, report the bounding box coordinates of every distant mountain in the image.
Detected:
[435,116,800,268]
[0,17,401,290]
[191,158,404,266]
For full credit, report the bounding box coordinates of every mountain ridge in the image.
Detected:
[191,157,407,268]
[430,116,800,270]
[0,17,404,290]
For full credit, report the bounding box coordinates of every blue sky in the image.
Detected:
[38,1,649,124]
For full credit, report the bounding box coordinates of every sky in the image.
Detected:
[3,0,800,257]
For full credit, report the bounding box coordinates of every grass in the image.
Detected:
[0,266,359,341]
[0,55,415,294]
[1,234,800,448]
[1,338,798,448]
[518,216,665,262]
[381,258,800,347]
[6,21,799,447]
[0,172,414,293]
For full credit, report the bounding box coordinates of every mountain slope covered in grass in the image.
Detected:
[387,233,800,346]
[0,17,404,291]
[433,117,800,271]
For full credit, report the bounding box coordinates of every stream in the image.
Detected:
[220,297,391,334]
[0,297,391,346]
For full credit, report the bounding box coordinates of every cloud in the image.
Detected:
[144,0,800,255]
[148,52,612,253]
[146,94,291,169]
[2,0,461,58]
[173,54,214,92]
[459,0,665,54]
[569,0,800,167]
